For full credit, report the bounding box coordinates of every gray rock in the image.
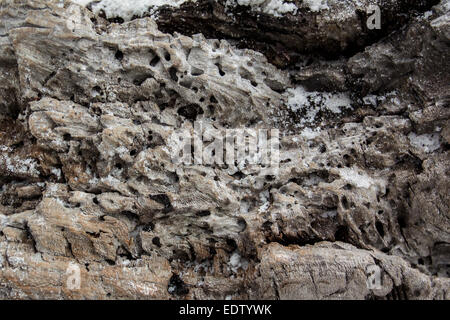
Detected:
[0,0,448,299]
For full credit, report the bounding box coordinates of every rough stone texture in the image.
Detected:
[155,0,441,67]
[0,0,449,299]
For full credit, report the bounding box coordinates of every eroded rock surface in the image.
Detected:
[0,0,449,299]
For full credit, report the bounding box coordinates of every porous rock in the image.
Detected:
[0,0,448,299]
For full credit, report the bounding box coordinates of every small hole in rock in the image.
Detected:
[215,63,225,76]
[375,221,385,237]
[168,274,189,296]
[152,237,161,247]
[150,55,160,66]
[115,50,123,61]
[169,67,178,82]
[197,210,211,217]
[177,104,204,122]
[191,67,204,76]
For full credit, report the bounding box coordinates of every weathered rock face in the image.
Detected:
[0,0,448,299]
[155,0,441,67]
